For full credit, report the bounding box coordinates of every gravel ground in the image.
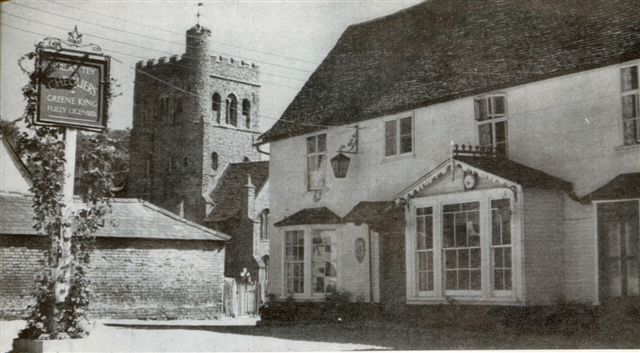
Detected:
[2,318,638,352]
[0,319,385,352]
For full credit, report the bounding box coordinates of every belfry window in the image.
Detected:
[242,99,251,128]
[226,94,238,127]
[212,93,221,123]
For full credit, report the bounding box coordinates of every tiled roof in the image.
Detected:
[454,156,573,191]
[205,161,269,222]
[0,193,229,242]
[274,207,343,227]
[260,0,640,143]
[584,173,640,201]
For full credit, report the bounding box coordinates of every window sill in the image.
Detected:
[615,144,640,152]
[382,152,415,164]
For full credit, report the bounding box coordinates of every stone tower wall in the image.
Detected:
[128,25,263,224]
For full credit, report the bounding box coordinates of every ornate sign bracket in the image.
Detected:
[338,125,359,154]
[37,26,103,55]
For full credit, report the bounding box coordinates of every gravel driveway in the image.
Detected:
[1,319,385,352]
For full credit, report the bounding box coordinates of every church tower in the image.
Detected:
[128,24,262,224]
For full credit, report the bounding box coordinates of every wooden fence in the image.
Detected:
[223,277,260,317]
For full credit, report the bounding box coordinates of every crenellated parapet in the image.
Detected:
[135,55,189,72]
[208,54,259,84]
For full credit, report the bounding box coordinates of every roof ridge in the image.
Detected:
[348,0,430,28]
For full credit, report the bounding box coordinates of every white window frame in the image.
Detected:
[306,133,327,191]
[474,94,508,157]
[406,189,522,304]
[383,115,414,158]
[281,225,338,299]
[620,64,640,146]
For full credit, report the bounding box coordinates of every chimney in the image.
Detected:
[245,174,255,219]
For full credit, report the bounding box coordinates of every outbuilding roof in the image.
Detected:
[584,173,640,201]
[0,193,230,242]
[205,161,269,223]
[274,207,343,227]
[259,0,640,143]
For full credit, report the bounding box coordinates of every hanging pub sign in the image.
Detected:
[35,49,110,132]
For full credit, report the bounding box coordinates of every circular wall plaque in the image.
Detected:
[355,237,365,263]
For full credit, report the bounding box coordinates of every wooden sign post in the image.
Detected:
[32,27,109,336]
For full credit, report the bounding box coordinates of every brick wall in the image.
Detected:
[522,188,564,305]
[0,235,47,318]
[0,235,225,319]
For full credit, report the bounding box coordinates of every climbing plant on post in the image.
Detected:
[15,27,116,340]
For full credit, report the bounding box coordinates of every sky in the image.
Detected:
[1,0,422,131]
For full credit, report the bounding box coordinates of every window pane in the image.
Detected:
[623,119,640,145]
[418,252,427,271]
[418,271,428,291]
[445,250,457,269]
[416,216,425,249]
[478,124,493,147]
[470,270,481,290]
[621,66,639,91]
[385,121,397,156]
[492,210,501,245]
[495,121,507,143]
[494,270,504,290]
[622,95,638,120]
[443,213,455,247]
[494,247,504,268]
[307,136,316,153]
[475,99,488,121]
[459,249,469,268]
[492,96,506,115]
[317,134,327,152]
[400,135,412,154]
[400,117,412,135]
[443,204,460,213]
[504,270,512,290]
[425,216,433,249]
[470,248,481,268]
[446,270,457,290]
[459,270,469,290]
[455,214,467,247]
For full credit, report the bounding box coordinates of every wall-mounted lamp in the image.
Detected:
[330,125,359,178]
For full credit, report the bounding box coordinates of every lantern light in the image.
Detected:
[330,153,351,178]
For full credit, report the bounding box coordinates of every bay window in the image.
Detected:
[443,202,481,292]
[621,65,639,145]
[408,193,518,302]
[285,230,305,294]
[284,227,338,297]
[312,230,337,294]
[491,199,512,291]
[416,207,434,292]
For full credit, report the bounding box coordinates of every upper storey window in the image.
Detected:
[385,116,413,157]
[621,65,639,145]
[475,95,508,158]
[307,134,327,190]
[212,93,221,123]
[226,94,238,127]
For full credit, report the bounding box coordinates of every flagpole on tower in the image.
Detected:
[197,2,203,25]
